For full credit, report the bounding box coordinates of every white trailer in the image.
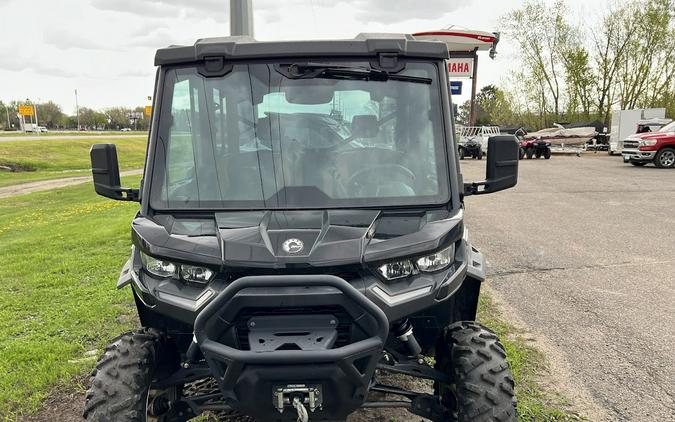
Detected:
[608,108,666,155]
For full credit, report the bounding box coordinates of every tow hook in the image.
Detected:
[273,384,322,420]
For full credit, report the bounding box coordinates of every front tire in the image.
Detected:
[435,321,517,422]
[655,148,675,168]
[459,147,466,160]
[83,328,182,422]
[544,148,551,159]
[526,148,534,159]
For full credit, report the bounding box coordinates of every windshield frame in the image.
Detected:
[143,57,456,214]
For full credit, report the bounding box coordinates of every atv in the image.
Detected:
[84,34,519,422]
[519,138,551,159]
[458,138,483,160]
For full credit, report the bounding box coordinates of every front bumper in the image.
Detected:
[622,148,656,162]
[192,275,389,421]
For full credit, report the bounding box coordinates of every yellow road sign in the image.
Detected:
[144,105,152,117]
[18,105,34,116]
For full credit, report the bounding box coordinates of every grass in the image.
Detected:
[0,176,141,419]
[0,131,147,137]
[478,295,582,421]
[0,137,147,187]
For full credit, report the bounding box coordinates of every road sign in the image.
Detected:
[18,105,34,116]
[144,106,152,117]
[450,81,462,95]
[447,58,473,77]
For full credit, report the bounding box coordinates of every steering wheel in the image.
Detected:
[348,164,416,188]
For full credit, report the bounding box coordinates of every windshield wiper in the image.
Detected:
[287,63,432,84]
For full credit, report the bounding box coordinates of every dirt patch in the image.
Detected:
[0,162,36,172]
[22,371,433,421]
[22,376,89,422]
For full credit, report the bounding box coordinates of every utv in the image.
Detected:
[519,138,551,160]
[458,138,483,160]
[85,34,520,422]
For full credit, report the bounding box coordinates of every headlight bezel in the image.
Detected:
[373,243,456,281]
[139,251,215,285]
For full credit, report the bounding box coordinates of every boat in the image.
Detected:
[524,125,597,146]
[413,27,499,57]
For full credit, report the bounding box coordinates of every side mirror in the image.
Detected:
[464,135,519,196]
[90,144,139,201]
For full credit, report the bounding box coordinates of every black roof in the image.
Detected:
[154,33,449,66]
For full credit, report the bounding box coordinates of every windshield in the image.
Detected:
[658,121,675,133]
[150,61,449,210]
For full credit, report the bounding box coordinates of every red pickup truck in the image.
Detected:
[622,120,675,167]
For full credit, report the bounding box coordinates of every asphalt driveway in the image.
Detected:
[461,154,675,421]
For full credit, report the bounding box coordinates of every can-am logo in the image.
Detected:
[282,238,304,254]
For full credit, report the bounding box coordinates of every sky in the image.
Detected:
[0,0,608,114]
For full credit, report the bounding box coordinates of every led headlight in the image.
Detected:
[416,244,455,273]
[140,251,214,284]
[377,260,414,280]
[640,139,657,146]
[140,251,177,278]
[180,264,215,284]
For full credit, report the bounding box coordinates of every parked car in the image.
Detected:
[37,126,48,133]
[120,127,132,132]
[622,120,675,167]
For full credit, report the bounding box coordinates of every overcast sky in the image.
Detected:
[0,0,608,114]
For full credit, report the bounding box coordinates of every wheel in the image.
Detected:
[655,148,675,168]
[519,148,525,160]
[608,150,615,156]
[459,147,466,160]
[526,148,534,159]
[535,150,542,159]
[630,162,647,167]
[434,321,517,422]
[544,148,551,159]
[477,150,483,160]
[84,328,183,422]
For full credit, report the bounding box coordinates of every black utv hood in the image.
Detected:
[132,209,463,269]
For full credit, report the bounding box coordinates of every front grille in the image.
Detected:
[624,140,640,149]
[234,305,353,351]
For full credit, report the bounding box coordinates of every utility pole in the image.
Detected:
[230,0,254,37]
[5,105,10,129]
[75,89,80,130]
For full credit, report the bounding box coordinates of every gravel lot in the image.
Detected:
[461,153,675,421]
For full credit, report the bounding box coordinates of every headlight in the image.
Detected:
[641,139,657,146]
[140,251,177,278]
[377,260,414,280]
[140,251,214,284]
[416,244,455,273]
[180,264,215,284]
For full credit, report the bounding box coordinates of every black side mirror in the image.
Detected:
[90,144,140,201]
[464,135,519,196]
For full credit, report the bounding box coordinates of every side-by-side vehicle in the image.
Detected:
[84,34,520,422]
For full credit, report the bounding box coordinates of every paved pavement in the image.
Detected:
[461,154,675,421]
[0,169,143,199]
[0,134,144,142]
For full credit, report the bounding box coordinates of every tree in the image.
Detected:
[36,101,65,129]
[501,0,573,122]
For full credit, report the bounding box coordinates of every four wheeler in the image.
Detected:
[458,137,484,160]
[84,34,520,422]
[519,138,551,160]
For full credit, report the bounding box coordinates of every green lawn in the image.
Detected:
[0,131,147,137]
[0,177,141,418]
[0,137,147,187]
